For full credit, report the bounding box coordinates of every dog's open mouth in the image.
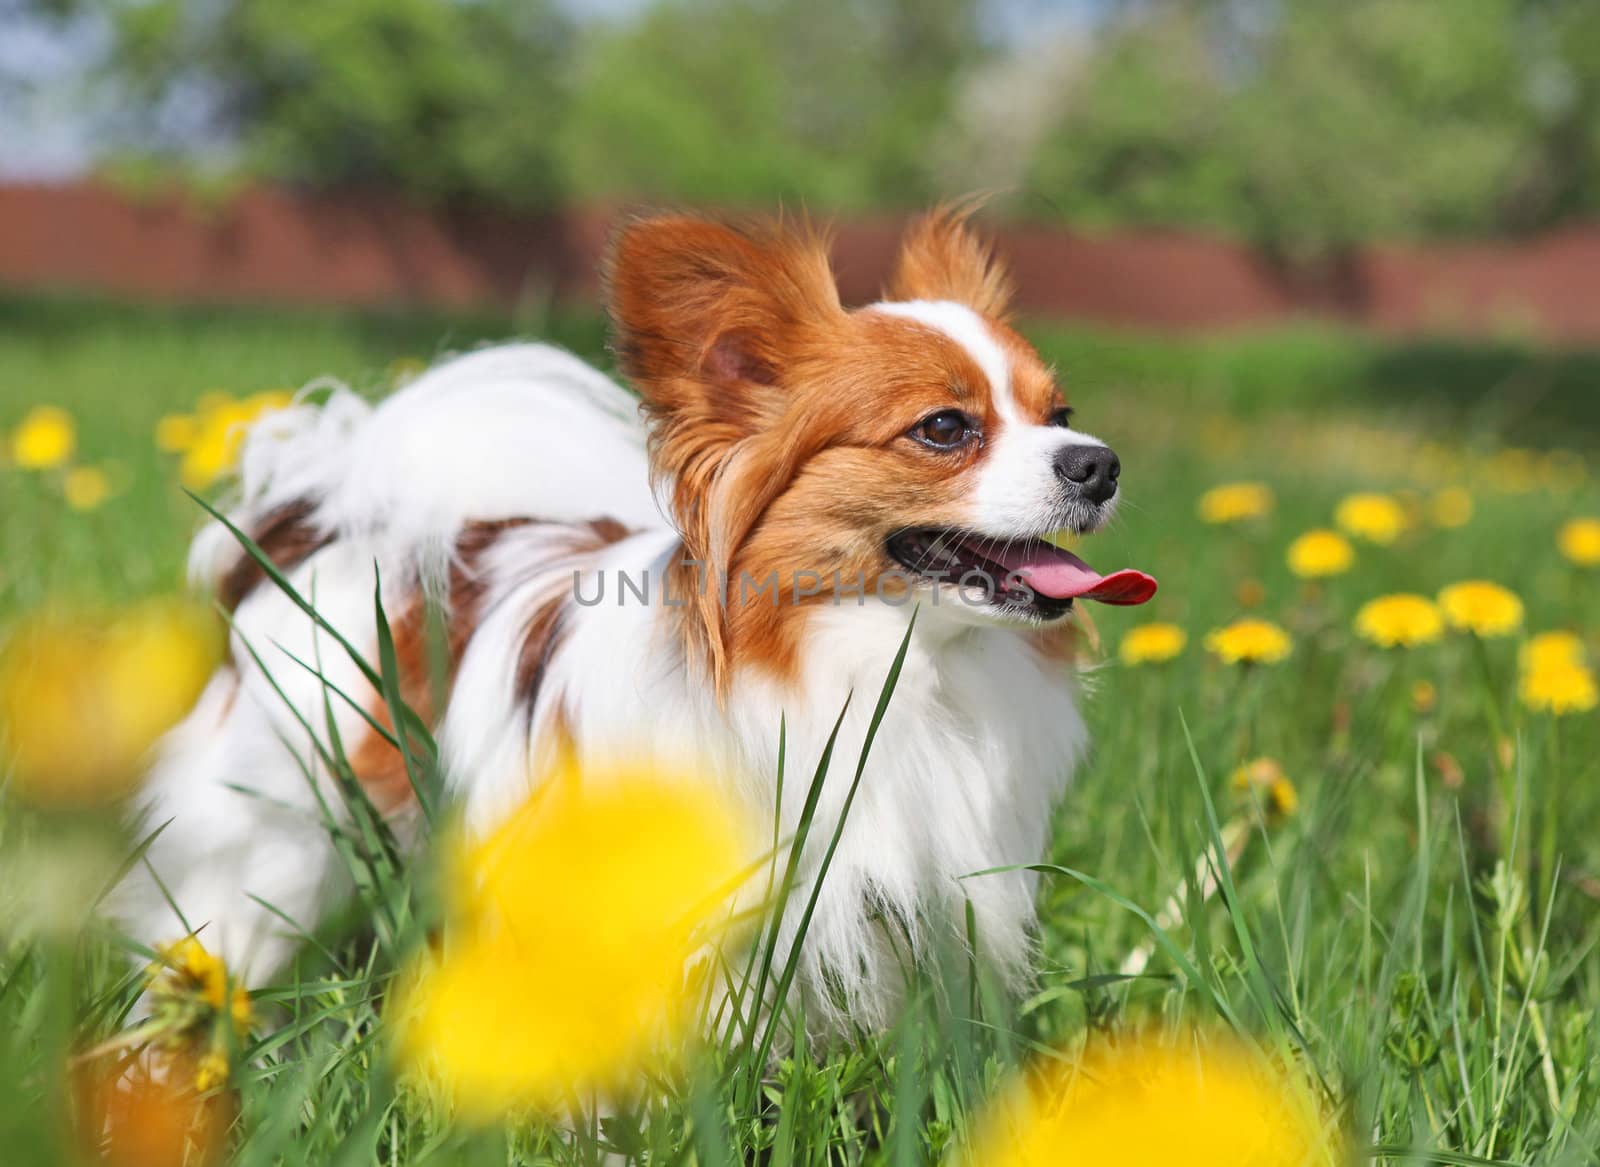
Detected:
[886,528,1157,616]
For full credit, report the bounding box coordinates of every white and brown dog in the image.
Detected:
[116,209,1154,1031]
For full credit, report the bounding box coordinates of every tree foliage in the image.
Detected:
[89,0,574,206]
[555,0,983,211]
[1024,0,1600,257]
[20,0,1600,251]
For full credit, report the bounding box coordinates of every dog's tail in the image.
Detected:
[188,342,662,598]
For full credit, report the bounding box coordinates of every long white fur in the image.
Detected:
[117,318,1093,1034]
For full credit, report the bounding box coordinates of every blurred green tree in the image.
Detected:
[74,0,575,206]
[1022,0,1571,261]
[556,0,982,211]
[18,0,1600,251]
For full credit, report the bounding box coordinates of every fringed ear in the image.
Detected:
[605,213,842,691]
[607,214,840,426]
[885,204,1014,320]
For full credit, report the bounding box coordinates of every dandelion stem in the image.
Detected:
[1536,716,1561,927]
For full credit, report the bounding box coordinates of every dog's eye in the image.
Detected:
[1048,407,1075,429]
[911,410,977,449]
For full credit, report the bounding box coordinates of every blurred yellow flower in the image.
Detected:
[155,413,199,453]
[1558,517,1600,567]
[1197,482,1274,525]
[964,1034,1337,1167]
[1334,492,1406,545]
[1428,487,1474,528]
[152,937,255,1038]
[76,934,258,1097]
[1519,661,1598,716]
[1541,450,1587,494]
[393,765,756,1119]
[0,601,220,807]
[1438,581,1523,638]
[1488,447,1540,494]
[1205,619,1292,665]
[172,390,297,490]
[11,404,77,469]
[1521,631,1586,672]
[1411,680,1437,714]
[193,1050,230,1094]
[1229,757,1298,818]
[1286,529,1353,578]
[1119,623,1187,665]
[63,465,113,511]
[1354,594,1443,649]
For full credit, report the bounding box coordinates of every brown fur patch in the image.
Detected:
[217,500,332,612]
[344,516,632,812]
[885,204,1014,321]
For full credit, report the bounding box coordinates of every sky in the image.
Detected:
[0,0,1115,180]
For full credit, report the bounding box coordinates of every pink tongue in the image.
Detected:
[971,537,1158,605]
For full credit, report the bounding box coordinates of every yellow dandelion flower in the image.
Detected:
[1438,581,1523,638]
[1412,680,1437,714]
[1519,661,1598,716]
[1334,492,1407,545]
[0,601,220,808]
[1197,482,1274,525]
[143,936,255,1051]
[1558,517,1600,568]
[102,935,256,1101]
[1286,529,1354,578]
[1521,631,1586,673]
[179,401,250,490]
[1428,487,1474,528]
[192,1050,231,1094]
[1119,622,1187,665]
[1229,757,1298,818]
[1205,618,1292,665]
[153,938,253,1032]
[155,413,198,453]
[11,405,77,470]
[963,1033,1339,1167]
[1353,594,1444,649]
[63,465,113,511]
[393,764,757,1120]
[173,390,297,490]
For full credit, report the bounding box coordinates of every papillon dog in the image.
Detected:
[116,208,1155,1031]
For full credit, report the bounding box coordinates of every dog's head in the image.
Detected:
[607,207,1154,680]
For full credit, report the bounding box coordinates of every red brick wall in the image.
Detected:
[5,181,1600,343]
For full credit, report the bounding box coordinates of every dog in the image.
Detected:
[115,208,1155,1032]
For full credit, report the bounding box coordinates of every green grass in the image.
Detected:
[2,293,1600,1164]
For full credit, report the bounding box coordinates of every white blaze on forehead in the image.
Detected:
[871,299,1019,422]
[871,300,1114,538]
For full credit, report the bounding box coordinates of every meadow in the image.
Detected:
[2,292,1599,1165]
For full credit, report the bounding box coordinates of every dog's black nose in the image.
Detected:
[1054,444,1120,504]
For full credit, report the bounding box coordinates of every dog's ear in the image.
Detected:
[885,205,1013,321]
[607,214,841,436]
[606,215,842,690]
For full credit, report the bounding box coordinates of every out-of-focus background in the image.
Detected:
[6,0,1600,337]
[4,4,1600,1163]
[5,0,1600,608]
